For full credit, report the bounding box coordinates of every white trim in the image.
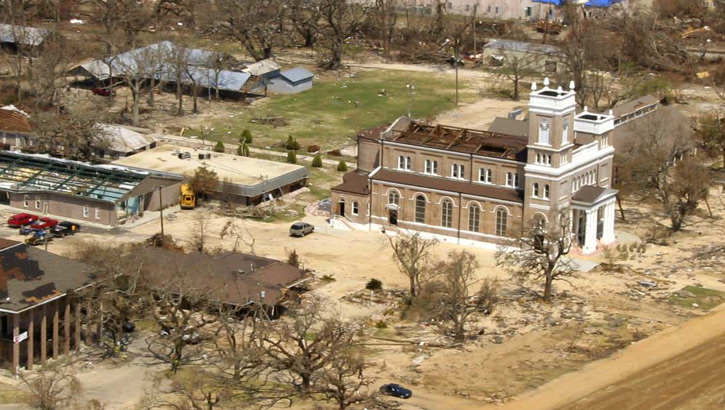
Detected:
[460,193,523,207]
[527,142,575,153]
[492,204,512,216]
[436,196,458,206]
[529,203,551,210]
[368,165,382,178]
[411,192,431,203]
[529,106,576,116]
[374,180,458,197]
[524,152,613,180]
[472,154,522,165]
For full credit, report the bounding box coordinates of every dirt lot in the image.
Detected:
[0,181,718,409]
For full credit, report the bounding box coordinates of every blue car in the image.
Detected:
[379,383,412,399]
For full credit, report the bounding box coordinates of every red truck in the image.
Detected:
[19,217,59,235]
[7,213,38,228]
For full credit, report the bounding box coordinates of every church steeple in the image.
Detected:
[526,78,577,168]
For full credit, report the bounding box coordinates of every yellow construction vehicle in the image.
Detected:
[180,183,196,209]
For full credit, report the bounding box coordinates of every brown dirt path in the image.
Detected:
[494,304,725,410]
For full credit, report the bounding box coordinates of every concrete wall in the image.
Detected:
[143,181,182,212]
[9,192,117,226]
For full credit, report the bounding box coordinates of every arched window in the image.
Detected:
[442,199,453,228]
[496,208,508,236]
[468,204,480,232]
[388,190,399,206]
[533,214,547,230]
[543,184,550,199]
[533,183,540,198]
[415,195,426,223]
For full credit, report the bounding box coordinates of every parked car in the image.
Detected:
[379,384,412,399]
[290,222,314,237]
[51,221,81,237]
[8,213,38,228]
[20,217,58,234]
[91,87,114,97]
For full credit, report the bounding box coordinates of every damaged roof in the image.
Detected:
[138,249,308,306]
[0,107,33,134]
[387,119,528,161]
[0,239,93,313]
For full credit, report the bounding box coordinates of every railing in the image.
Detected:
[571,141,599,164]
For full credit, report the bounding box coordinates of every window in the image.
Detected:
[602,133,609,147]
[506,172,520,188]
[451,164,465,179]
[442,199,453,228]
[35,200,41,209]
[352,201,359,215]
[23,196,29,207]
[468,204,480,232]
[533,183,540,197]
[415,195,426,223]
[424,159,438,175]
[479,168,492,183]
[95,207,101,220]
[397,156,412,171]
[543,184,550,199]
[562,119,569,144]
[496,208,508,236]
[561,153,569,165]
[388,190,399,206]
[525,6,532,17]
[83,205,89,218]
[535,153,551,166]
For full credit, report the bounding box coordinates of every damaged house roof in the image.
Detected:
[138,249,309,307]
[0,239,93,313]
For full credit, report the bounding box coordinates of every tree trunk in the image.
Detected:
[192,83,198,113]
[176,81,183,115]
[148,77,155,107]
[131,85,140,126]
[301,372,311,391]
[543,273,553,302]
[513,77,520,100]
[409,276,416,299]
[617,195,626,221]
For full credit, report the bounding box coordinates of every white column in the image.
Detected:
[601,200,616,244]
[582,208,598,254]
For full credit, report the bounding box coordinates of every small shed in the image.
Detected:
[267,67,314,94]
[94,124,157,159]
[0,24,51,52]
[0,106,33,148]
[483,39,564,73]
[243,59,281,79]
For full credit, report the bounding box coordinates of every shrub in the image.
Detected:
[374,320,388,329]
[321,274,336,282]
[311,154,323,168]
[213,141,225,153]
[287,249,300,268]
[337,160,348,172]
[366,278,383,291]
[287,150,297,164]
[242,129,253,143]
[307,144,320,153]
[286,135,300,151]
[237,141,250,156]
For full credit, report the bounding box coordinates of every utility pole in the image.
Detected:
[406,83,414,117]
[158,186,164,240]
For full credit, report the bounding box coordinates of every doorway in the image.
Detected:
[338,199,345,217]
[576,211,585,246]
[389,209,398,225]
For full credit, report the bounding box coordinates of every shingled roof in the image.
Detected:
[0,239,94,313]
[0,108,32,134]
[138,249,308,307]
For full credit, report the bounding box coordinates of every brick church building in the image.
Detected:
[331,78,618,254]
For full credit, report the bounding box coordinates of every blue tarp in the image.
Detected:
[531,0,623,6]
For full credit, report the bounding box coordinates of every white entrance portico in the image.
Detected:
[571,185,617,254]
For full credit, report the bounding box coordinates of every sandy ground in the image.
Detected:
[433,97,526,130]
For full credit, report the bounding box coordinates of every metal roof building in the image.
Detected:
[0,151,181,226]
[267,67,315,94]
[0,24,51,48]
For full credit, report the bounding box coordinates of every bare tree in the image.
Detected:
[496,210,574,302]
[317,348,370,410]
[318,0,368,70]
[388,233,437,300]
[146,268,215,373]
[114,44,166,125]
[166,42,191,115]
[432,251,498,342]
[495,51,538,101]
[220,218,256,254]
[208,0,284,61]
[258,301,356,392]
[29,36,77,110]
[189,212,210,253]
[142,370,229,410]
[31,107,114,160]
[73,242,149,356]
[20,359,83,410]
[617,113,711,231]
[289,0,322,48]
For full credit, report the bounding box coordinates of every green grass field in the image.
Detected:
[186,69,476,151]
[669,286,725,311]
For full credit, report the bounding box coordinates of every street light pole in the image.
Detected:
[406,83,414,118]
[158,186,164,240]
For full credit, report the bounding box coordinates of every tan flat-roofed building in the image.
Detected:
[113,144,309,205]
